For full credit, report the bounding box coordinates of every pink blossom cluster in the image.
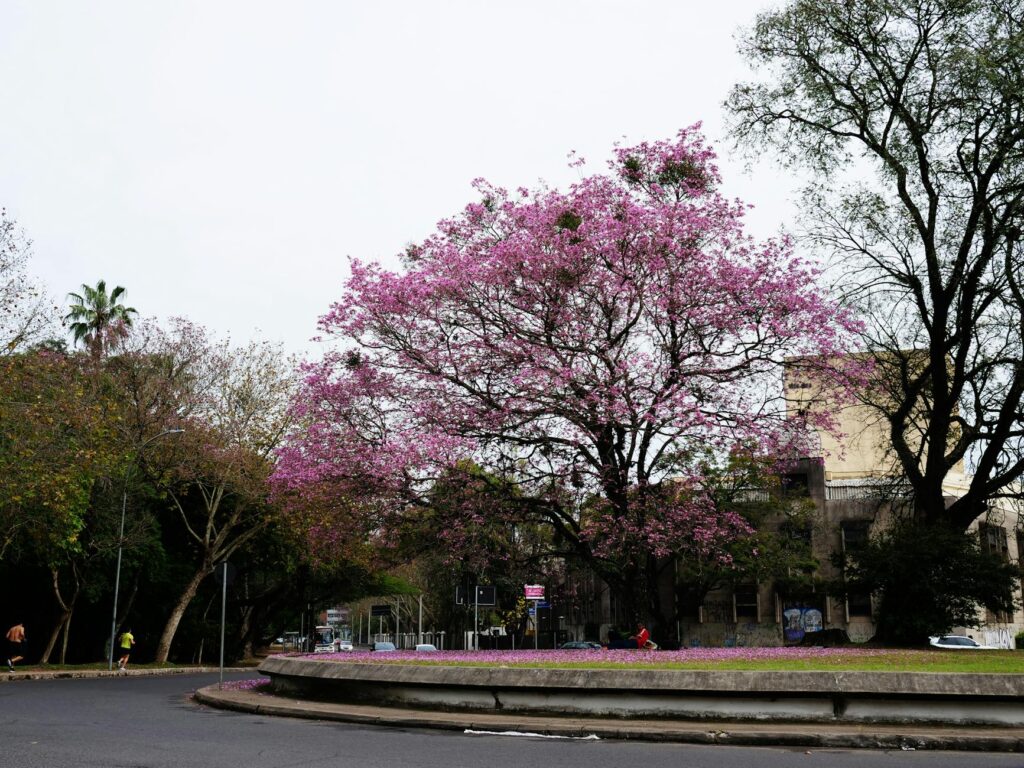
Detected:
[272,126,863,575]
[218,676,270,691]
[579,491,754,562]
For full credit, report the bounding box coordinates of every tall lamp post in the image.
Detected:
[108,429,184,670]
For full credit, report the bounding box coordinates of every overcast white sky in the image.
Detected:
[1,0,793,355]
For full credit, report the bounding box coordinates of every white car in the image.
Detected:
[928,634,997,650]
[335,639,354,652]
[415,643,437,652]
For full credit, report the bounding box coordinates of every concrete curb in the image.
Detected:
[194,684,1024,752]
[258,656,1024,727]
[0,666,252,682]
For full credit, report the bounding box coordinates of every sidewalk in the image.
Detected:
[1,666,249,682]
[195,683,1024,752]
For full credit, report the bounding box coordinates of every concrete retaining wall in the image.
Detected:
[258,656,1024,726]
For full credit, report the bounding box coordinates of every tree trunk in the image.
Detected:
[154,566,209,663]
[239,605,254,660]
[59,609,73,665]
[40,566,79,665]
[239,573,254,659]
[40,612,69,665]
[194,592,218,665]
[644,553,670,644]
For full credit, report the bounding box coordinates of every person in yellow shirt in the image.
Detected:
[117,629,135,672]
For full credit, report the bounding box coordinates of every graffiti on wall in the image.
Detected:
[737,624,783,647]
[846,623,875,643]
[680,623,783,648]
[782,602,822,643]
[983,628,1015,649]
[701,599,734,624]
[680,628,726,648]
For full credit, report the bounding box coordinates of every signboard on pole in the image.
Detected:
[370,604,392,617]
[458,585,498,606]
[524,584,545,600]
[474,585,496,606]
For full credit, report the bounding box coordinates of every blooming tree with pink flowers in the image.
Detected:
[274,127,860,626]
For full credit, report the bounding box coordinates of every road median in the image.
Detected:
[195,681,1024,752]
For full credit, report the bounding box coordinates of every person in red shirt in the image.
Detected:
[631,622,651,649]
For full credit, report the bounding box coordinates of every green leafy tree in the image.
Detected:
[65,280,137,358]
[391,463,552,648]
[110,319,296,663]
[671,452,821,620]
[836,521,1018,645]
[0,350,128,662]
[0,351,121,561]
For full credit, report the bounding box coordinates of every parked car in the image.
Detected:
[928,634,997,650]
[559,641,603,650]
[372,641,397,652]
[415,643,438,652]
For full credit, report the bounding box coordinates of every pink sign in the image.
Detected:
[524,584,545,600]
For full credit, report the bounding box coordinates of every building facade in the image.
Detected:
[561,367,1024,648]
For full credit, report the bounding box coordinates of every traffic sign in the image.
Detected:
[370,604,392,617]
[457,585,497,605]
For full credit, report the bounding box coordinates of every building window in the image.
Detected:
[980,524,1009,562]
[782,472,810,497]
[1017,529,1024,593]
[978,525,1011,622]
[733,584,759,622]
[841,521,869,553]
[781,519,812,546]
[846,590,872,619]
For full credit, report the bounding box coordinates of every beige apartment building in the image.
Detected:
[665,366,1023,648]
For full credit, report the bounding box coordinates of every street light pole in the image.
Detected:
[108,428,183,671]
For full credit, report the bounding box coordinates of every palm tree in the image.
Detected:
[65,280,137,357]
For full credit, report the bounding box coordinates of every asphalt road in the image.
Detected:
[0,672,1022,768]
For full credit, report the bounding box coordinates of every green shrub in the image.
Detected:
[836,521,1018,646]
[1015,631,1024,650]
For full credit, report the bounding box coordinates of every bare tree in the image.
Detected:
[727,0,1024,530]
[0,209,58,354]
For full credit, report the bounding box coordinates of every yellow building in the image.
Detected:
[781,362,1023,647]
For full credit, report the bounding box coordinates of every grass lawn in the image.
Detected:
[303,648,1024,674]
